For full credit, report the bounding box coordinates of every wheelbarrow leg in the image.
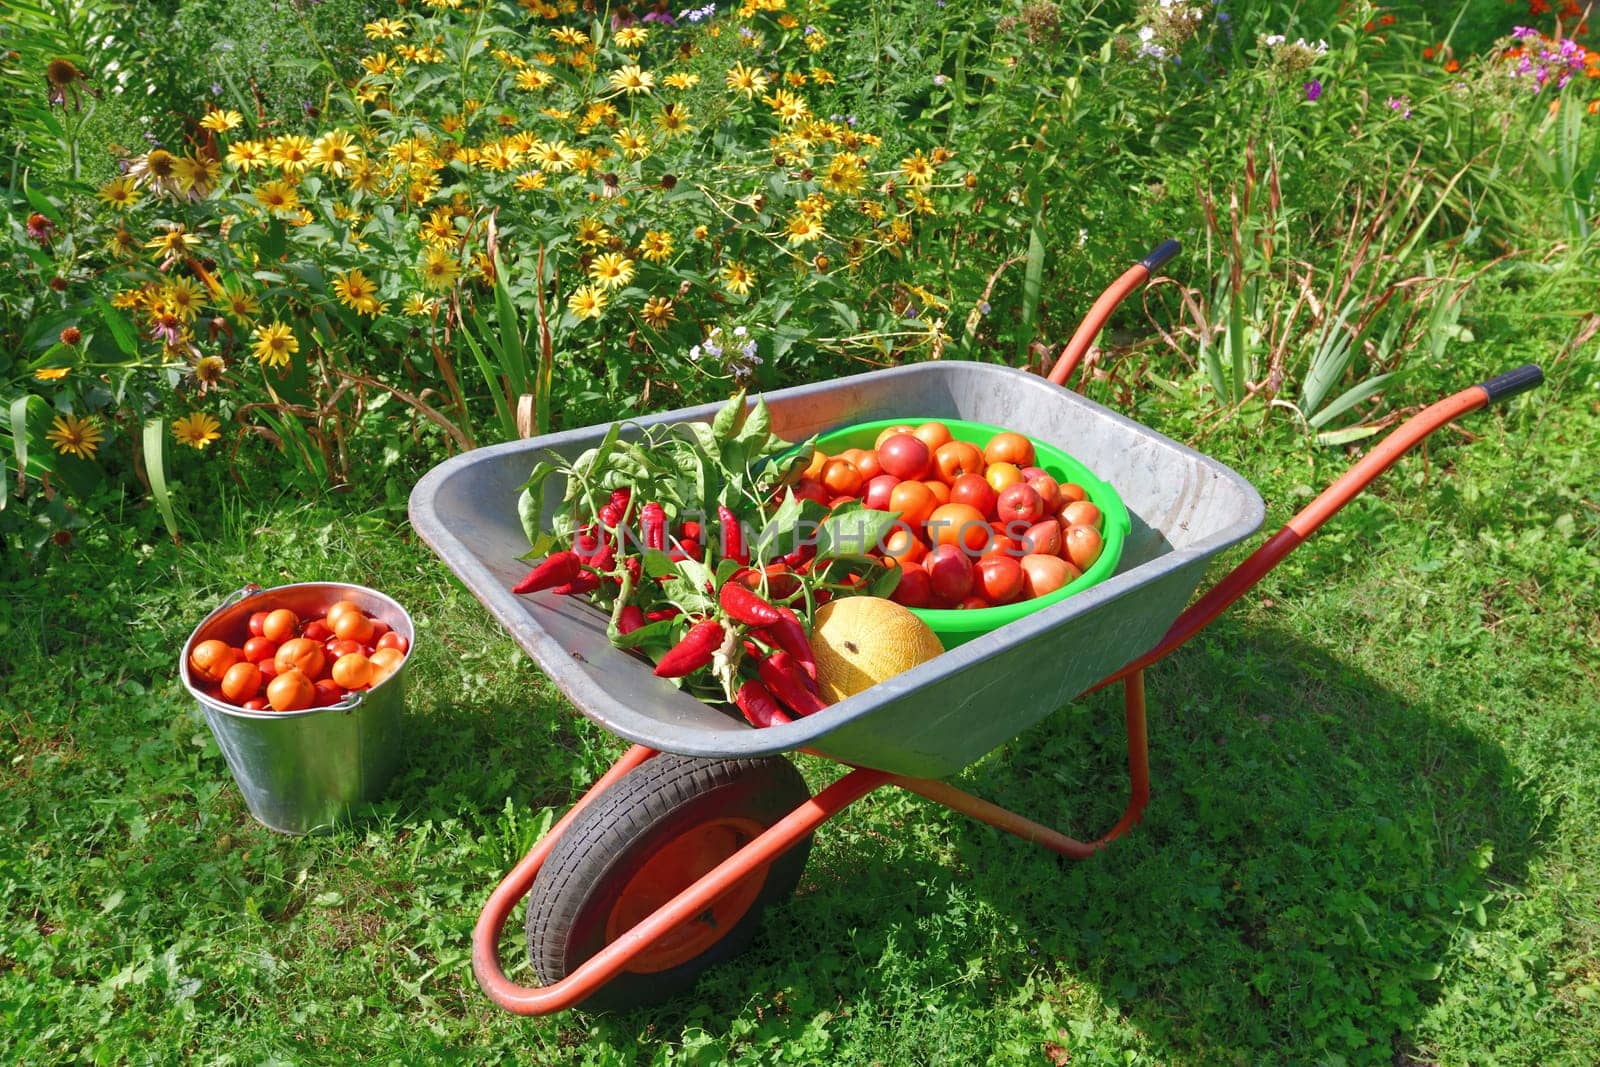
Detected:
[887,671,1151,860]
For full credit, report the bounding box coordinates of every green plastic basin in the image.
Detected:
[815,418,1130,649]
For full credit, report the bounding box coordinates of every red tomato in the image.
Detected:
[311,677,343,708]
[926,503,991,552]
[257,657,280,681]
[1066,525,1104,570]
[924,543,974,601]
[889,564,932,608]
[821,458,864,498]
[1061,499,1102,530]
[376,632,410,655]
[326,638,363,659]
[1022,519,1063,557]
[852,450,883,481]
[932,441,984,484]
[957,595,990,610]
[949,473,997,519]
[975,554,1024,604]
[912,421,952,453]
[983,431,1035,468]
[247,612,269,638]
[889,480,937,528]
[242,636,278,664]
[302,619,333,643]
[877,434,931,480]
[241,697,270,712]
[367,618,391,641]
[997,483,1046,527]
[792,477,829,505]
[875,424,917,450]
[864,474,900,511]
[1025,472,1061,511]
[1020,554,1076,598]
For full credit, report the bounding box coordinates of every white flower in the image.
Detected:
[1139,26,1156,43]
[1263,33,1286,47]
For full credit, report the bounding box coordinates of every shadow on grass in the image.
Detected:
[564,613,1540,1063]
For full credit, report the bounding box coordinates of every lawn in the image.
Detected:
[4,0,1600,1063]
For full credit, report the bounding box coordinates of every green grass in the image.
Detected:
[4,295,1597,1063]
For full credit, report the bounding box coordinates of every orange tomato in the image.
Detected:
[881,524,928,566]
[275,637,326,680]
[266,669,315,712]
[845,449,883,480]
[923,479,951,505]
[932,440,985,484]
[821,458,865,497]
[1066,525,1104,570]
[220,661,263,703]
[324,600,363,628]
[261,609,299,643]
[190,639,238,684]
[888,479,938,528]
[331,652,374,690]
[874,424,917,450]
[927,503,992,552]
[803,449,829,480]
[1058,482,1088,505]
[983,431,1035,468]
[912,421,952,452]
[985,462,1024,494]
[369,647,405,687]
[332,609,374,644]
[1061,499,1102,531]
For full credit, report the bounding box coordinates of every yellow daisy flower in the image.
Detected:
[588,252,636,290]
[532,139,578,172]
[251,322,298,367]
[784,214,825,245]
[608,64,655,95]
[172,411,222,449]
[162,277,207,321]
[725,62,769,99]
[199,108,243,133]
[145,225,201,262]
[97,176,141,210]
[719,261,755,296]
[567,284,608,320]
[639,230,674,263]
[900,150,935,187]
[364,17,408,39]
[515,68,556,91]
[253,180,301,216]
[613,26,648,49]
[640,295,675,329]
[332,269,384,315]
[218,283,260,321]
[662,73,700,89]
[310,131,362,178]
[225,139,271,172]
[613,127,651,160]
[45,414,103,460]
[551,27,589,46]
[573,217,611,248]
[654,103,692,138]
[270,135,314,174]
[419,247,461,291]
[403,294,440,317]
[513,171,547,192]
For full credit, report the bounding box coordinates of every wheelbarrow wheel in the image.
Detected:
[525,753,812,1010]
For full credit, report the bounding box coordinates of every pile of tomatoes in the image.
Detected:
[188,600,411,712]
[791,421,1106,610]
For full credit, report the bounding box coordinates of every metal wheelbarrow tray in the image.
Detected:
[409,240,1544,1015]
[410,360,1263,779]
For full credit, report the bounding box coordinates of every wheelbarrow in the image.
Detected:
[408,241,1544,1012]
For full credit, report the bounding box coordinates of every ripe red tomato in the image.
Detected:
[376,632,410,655]
[949,473,997,519]
[326,638,363,660]
[257,657,280,681]
[875,424,917,450]
[888,480,937,528]
[242,636,278,664]
[367,618,391,641]
[926,503,991,552]
[302,619,333,643]
[957,595,990,610]
[932,441,984,484]
[1021,519,1063,557]
[997,483,1046,526]
[792,477,829,505]
[821,458,864,497]
[975,554,1024,604]
[1061,499,1102,530]
[864,474,900,511]
[1066,525,1104,570]
[983,431,1035,468]
[877,434,932,480]
[247,612,269,638]
[241,697,270,712]
[311,677,343,708]
[1020,554,1074,598]
[924,543,974,601]
[1025,472,1061,511]
[889,564,932,607]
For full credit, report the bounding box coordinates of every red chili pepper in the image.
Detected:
[512,551,581,594]
[600,501,626,529]
[573,523,602,560]
[653,619,724,678]
[618,605,646,635]
[781,542,816,569]
[718,505,748,564]
[740,562,800,601]
[718,581,783,627]
[624,556,642,586]
[734,679,793,728]
[645,606,682,622]
[669,538,703,562]
[759,651,827,715]
[586,542,616,573]
[549,572,601,596]
[609,487,631,510]
[641,502,667,552]
[763,606,816,681]
[678,520,703,541]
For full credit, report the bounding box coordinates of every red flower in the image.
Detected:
[59,326,81,345]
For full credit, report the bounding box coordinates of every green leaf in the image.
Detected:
[518,459,562,553]
[94,298,139,357]
[816,504,899,561]
[711,389,748,440]
[141,418,181,544]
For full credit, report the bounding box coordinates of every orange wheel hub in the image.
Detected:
[605,816,770,974]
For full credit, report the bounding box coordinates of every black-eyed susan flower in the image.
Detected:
[513,171,547,192]
[551,27,589,46]
[900,150,935,187]
[218,283,260,322]
[654,103,692,138]
[574,217,611,248]
[252,322,298,367]
[614,26,648,49]
[364,17,408,39]
[225,139,271,172]
[332,269,384,315]
[568,284,608,319]
[97,175,140,210]
[785,214,825,245]
[47,413,103,459]
[719,261,755,296]
[641,295,675,329]
[172,411,222,449]
[162,278,206,321]
[589,252,636,290]
[662,72,700,89]
[145,225,201,263]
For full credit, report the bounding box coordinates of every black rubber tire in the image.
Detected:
[525,753,812,1011]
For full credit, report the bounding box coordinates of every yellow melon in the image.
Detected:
[810,597,945,704]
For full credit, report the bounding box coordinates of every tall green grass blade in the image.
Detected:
[492,251,531,398]
[1309,372,1396,429]
[141,418,180,543]
[460,319,516,439]
[1018,215,1045,365]
[1227,277,1246,402]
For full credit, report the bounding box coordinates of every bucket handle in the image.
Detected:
[219,583,264,609]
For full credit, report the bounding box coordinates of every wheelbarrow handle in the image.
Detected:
[1047,240,1179,389]
[1092,365,1545,691]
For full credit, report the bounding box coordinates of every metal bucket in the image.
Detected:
[179,582,414,834]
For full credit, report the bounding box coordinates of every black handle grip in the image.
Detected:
[1139,239,1182,274]
[1479,363,1543,403]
